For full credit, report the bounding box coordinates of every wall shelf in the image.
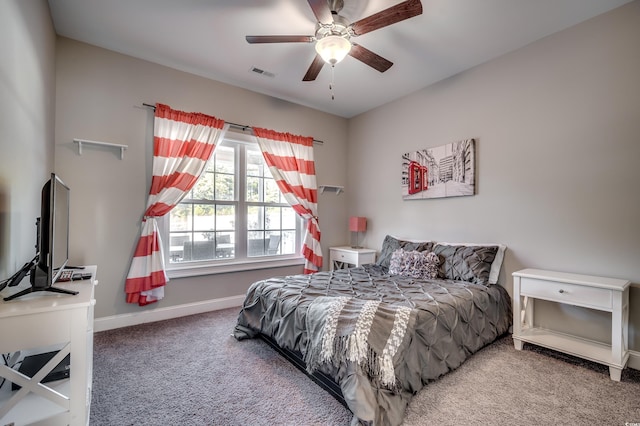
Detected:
[73,138,128,160]
[319,185,344,195]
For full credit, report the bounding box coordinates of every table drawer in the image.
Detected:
[359,252,376,265]
[520,277,612,310]
[331,250,358,264]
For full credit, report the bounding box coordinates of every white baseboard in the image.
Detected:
[93,295,246,332]
[628,350,640,371]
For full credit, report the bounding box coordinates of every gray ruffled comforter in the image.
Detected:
[234,264,512,426]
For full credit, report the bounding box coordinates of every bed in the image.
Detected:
[234,236,512,425]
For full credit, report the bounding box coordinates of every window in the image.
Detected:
[162,132,304,276]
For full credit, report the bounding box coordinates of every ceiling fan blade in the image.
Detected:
[302,54,325,81]
[351,0,423,36]
[348,44,393,73]
[246,35,314,44]
[307,0,334,24]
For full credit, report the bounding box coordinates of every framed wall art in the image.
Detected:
[401,138,476,200]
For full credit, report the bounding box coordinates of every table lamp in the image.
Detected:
[349,216,367,248]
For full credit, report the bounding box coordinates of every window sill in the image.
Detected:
[166,256,306,279]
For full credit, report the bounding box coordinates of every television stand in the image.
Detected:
[0,266,96,426]
[3,285,79,301]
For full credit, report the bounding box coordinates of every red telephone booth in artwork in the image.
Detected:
[421,165,429,191]
[408,161,423,195]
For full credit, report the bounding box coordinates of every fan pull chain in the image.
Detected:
[329,65,335,101]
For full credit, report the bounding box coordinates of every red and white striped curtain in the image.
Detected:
[253,128,322,273]
[125,103,227,306]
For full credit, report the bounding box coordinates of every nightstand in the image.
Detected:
[329,246,376,270]
[512,268,630,381]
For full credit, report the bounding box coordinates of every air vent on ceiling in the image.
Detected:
[249,66,275,78]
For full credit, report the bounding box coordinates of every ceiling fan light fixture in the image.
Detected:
[315,35,351,65]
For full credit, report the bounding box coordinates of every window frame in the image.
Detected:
[159,130,305,278]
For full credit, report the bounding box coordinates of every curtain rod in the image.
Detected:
[142,103,323,145]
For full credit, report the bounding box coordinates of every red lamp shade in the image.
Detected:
[349,216,367,232]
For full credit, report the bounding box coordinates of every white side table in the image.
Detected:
[329,246,376,270]
[512,268,630,381]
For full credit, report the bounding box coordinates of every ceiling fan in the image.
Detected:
[246,0,423,82]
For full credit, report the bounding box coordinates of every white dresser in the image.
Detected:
[0,266,97,425]
[512,268,629,381]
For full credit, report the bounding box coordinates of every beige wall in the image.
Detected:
[0,0,56,280]
[348,2,640,349]
[54,38,348,319]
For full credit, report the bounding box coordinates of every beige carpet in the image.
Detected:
[90,307,640,425]
[403,336,640,425]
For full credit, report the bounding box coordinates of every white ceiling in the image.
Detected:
[48,0,632,118]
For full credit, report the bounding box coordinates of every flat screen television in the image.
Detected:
[2,173,77,301]
[32,173,71,288]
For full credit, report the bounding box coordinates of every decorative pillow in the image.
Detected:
[432,244,499,286]
[388,249,440,280]
[388,249,405,275]
[421,252,440,279]
[436,242,506,284]
[376,235,433,269]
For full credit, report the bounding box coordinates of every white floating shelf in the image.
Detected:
[73,138,128,160]
[319,185,344,195]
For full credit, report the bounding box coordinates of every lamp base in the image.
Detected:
[350,231,363,249]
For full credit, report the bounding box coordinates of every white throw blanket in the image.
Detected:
[304,296,416,390]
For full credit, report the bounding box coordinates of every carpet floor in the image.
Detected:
[90,307,640,425]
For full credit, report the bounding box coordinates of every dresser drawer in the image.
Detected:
[331,249,358,264]
[520,277,612,310]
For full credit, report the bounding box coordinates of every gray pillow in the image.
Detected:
[432,244,498,286]
[376,235,433,269]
